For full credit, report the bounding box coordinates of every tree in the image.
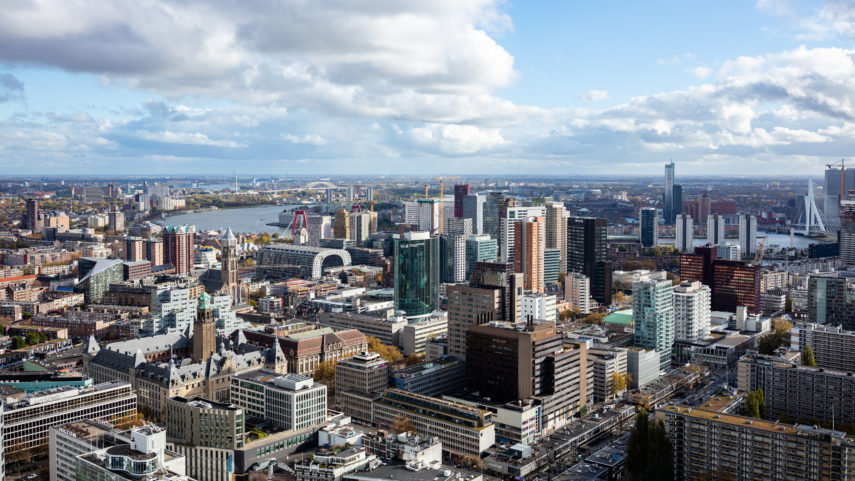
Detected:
[757,388,766,419]
[611,372,628,396]
[367,336,403,364]
[801,345,817,367]
[404,352,425,366]
[313,360,336,386]
[11,336,25,349]
[614,291,626,306]
[627,408,674,481]
[744,388,765,419]
[392,415,414,434]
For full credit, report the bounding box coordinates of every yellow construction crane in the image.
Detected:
[433,176,462,234]
[827,159,846,201]
[752,235,769,266]
[424,184,430,199]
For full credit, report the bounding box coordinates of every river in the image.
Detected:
[158,205,295,234]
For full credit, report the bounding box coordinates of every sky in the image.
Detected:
[1,0,855,176]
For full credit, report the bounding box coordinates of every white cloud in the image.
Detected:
[408,123,507,154]
[137,130,246,148]
[578,90,610,102]
[282,133,328,146]
[691,66,712,79]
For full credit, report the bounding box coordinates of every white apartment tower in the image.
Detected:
[675,214,693,252]
[673,281,711,342]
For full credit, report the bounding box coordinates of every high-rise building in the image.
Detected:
[808,274,855,329]
[738,214,757,259]
[712,260,760,312]
[640,207,659,248]
[707,214,725,245]
[483,192,507,241]
[543,247,561,284]
[660,403,855,481]
[716,243,740,260]
[350,212,371,243]
[841,200,855,264]
[545,201,567,270]
[165,396,244,481]
[231,371,327,430]
[466,321,591,431]
[305,214,332,246]
[417,199,442,234]
[664,162,675,224]
[672,184,683,222]
[498,205,545,263]
[25,198,43,232]
[469,262,523,323]
[75,257,124,304]
[220,228,240,304]
[791,323,855,372]
[439,234,467,284]
[632,271,674,371]
[446,284,503,359]
[825,167,855,201]
[698,191,711,223]
[393,232,439,318]
[107,206,124,232]
[679,245,716,288]
[673,281,711,342]
[461,193,485,235]
[465,235,497,279]
[163,225,195,275]
[445,217,473,238]
[125,237,145,261]
[675,214,693,252]
[521,292,556,322]
[565,273,592,314]
[512,216,544,293]
[567,217,612,306]
[334,209,350,239]
[453,183,470,218]
[146,238,164,266]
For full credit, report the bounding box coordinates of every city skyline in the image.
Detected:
[0,1,853,175]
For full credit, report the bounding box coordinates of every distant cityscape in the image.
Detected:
[0,166,850,480]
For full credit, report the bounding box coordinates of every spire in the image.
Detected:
[133,349,146,368]
[236,329,248,346]
[223,227,237,246]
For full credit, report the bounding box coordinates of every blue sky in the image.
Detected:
[0,0,854,176]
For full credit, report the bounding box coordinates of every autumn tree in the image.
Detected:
[801,345,817,367]
[393,415,414,434]
[367,336,403,364]
[610,372,629,397]
[404,352,425,366]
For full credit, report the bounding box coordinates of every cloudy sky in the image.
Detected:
[1,0,854,176]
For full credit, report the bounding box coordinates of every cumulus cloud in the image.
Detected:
[137,130,246,148]
[0,73,24,102]
[282,133,328,146]
[407,123,507,154]
[578,90,609,102]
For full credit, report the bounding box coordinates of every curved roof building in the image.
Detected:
[257,244,351,279]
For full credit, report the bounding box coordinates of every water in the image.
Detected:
[160,205,295,234]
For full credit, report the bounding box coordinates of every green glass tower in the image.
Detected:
[393,232,439,317]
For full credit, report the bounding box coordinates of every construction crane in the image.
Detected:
[424,184,430,199]
[432,176,462,234]
[827,159,846,202]
[751,235,769,266]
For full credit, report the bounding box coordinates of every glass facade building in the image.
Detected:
[393,232,439,317]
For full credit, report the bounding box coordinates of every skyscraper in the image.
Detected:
[440,234,467,284]
[393,232,439,318]
[469,261,523,323]
[675,214,693,252]
[672,184,683,222]
[640,207,659,248]
[126,237,145,261]
[498,204,545,264]
[565,273,592,314]
[25,198,42,232]
[334,209,350,239]
[673,281,711,342]
[461,193,485,235]
[841,201,855,264]
[465,235,497,279]
[446,284,503,359]
[664,162,675,224]
[738,214,757,259]
[453,183,469,218]
[349,212,371,243]
[545,201,568,271]
[712,260,760,312]
[567,217,612,306]
[680,245,716,288]
[163,225,195,275]
[108,206,124,232]
[483,192,507,241]
[512,217,544,293]
[632,271,675,371]
[707,214,725,245]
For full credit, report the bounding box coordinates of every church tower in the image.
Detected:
[193,292,216,363]
[221,227,240,305]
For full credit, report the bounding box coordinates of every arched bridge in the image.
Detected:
[303,181,338,190]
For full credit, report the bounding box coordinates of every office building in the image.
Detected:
[673,281,711,342]
[350,211,371,243]
[231,371,327,430]
[372,389,495,456]
[335,352,389,423]
[4,381,137,459]
[393,232,439,317]
[675,214,693,252]
[73,425,190,481]
[712,260,760,312]
[739,351,855,426]
[238,328,366,377]
[461,193,485,235]
[625,347,660,388]
[632,271,674,371]
[640,207,659,248]
[440,234,467,284]
[165,396,243,481]
[25,198,43,232]
[465,235,497,279]
[453,184,469,218]
[717,243,740,260]
[792,323,855,372]
[50,420,132,481]
[543,247,561,284]
[401,315,448,355]
[672,184,683,222]
[466,320,590,431]
[545,201,567,270]
[163,225,195,275]
[469,262,523,322]
[567,216,612,306]
[445,217,472,238]
[842,201,855,264]
[498,204,545,264]
[738,214,757,259]
[483,192,507,241]
[418,199,442,234]
[679,245,716,288]
[521,292,557,322]
[566,273,593,314]
[587,348,628,401]
[126,237,145,261]
[318,312,406,347]
[108,206,124,232]
[446,284,503,359]
[706,214,725,245]
[664,162,675,224]
[512,216,545,292]
[660,404,855,481]
[334,209,350,239]
[75,257,124,304]
[390,357,466,397]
